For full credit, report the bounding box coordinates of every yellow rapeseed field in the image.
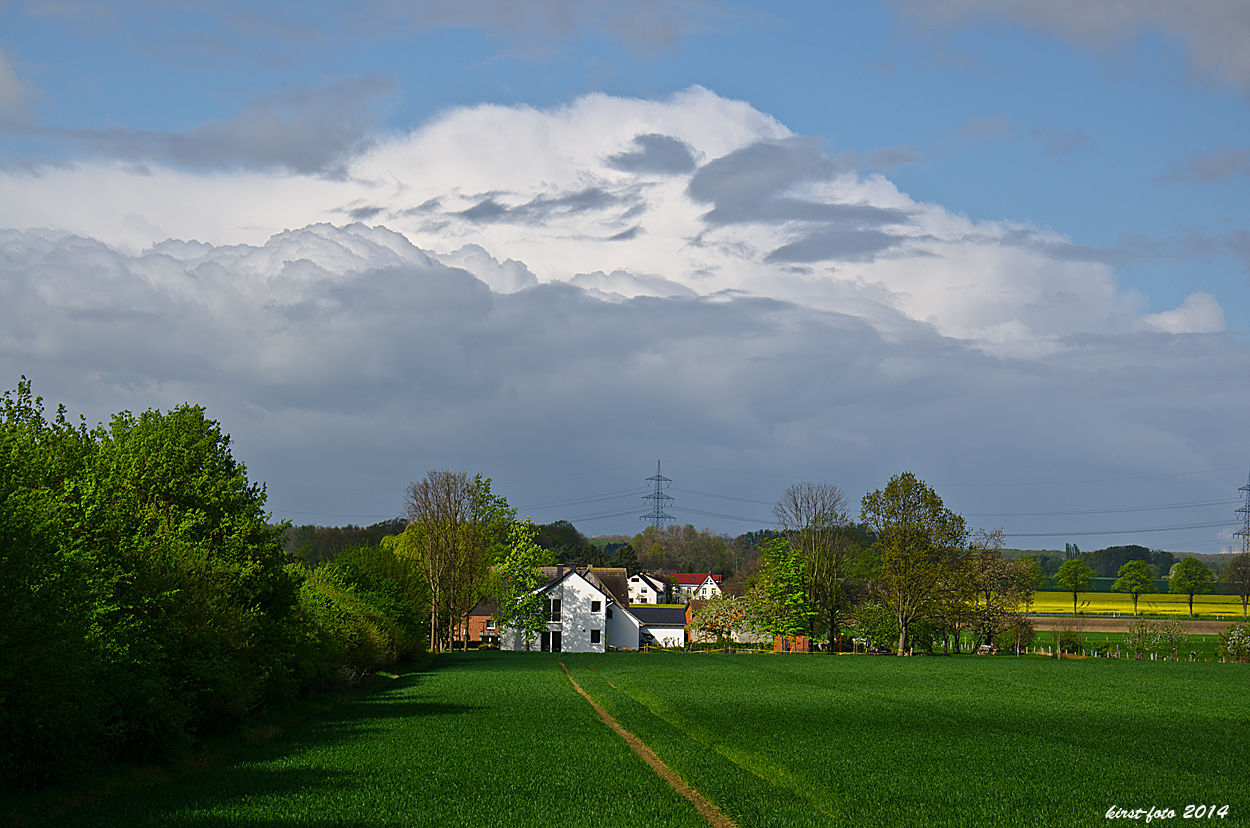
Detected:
[1030,590,1247,618]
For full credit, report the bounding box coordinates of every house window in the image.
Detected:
[546,598,561,622]
[591,629,601,644]
[591,600,601,612]
[486,620,496,630]
[638,597,647,604]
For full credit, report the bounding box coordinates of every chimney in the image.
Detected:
[556,565,564,580]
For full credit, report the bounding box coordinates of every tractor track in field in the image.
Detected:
[558,661,737,828]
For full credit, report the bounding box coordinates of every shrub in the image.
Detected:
[993,617,1036,654]
[1124,619,1187,659]
[1217,624,1250,663]
[851,602,899,651]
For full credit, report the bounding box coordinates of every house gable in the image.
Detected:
[499,569,608,653]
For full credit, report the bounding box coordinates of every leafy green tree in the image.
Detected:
[851,601,900,652]
[1169,557,1213,618]
[1054,559,1096,614]
[860,472,967,655]
[494,519,553,650]
[744,538,815,644]
[613,541,639,574]
[1220,552,1250,620]
[1,382,307,789]
[1112,559,1156,616]
[536,519,598,566]
[285,519,408,566]
[0,380,101,788]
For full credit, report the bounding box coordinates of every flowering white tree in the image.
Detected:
[692,595,744,644]
[1218,624,1250,663]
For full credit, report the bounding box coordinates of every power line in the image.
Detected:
[1003,520,1232,539]
[670,487,776,506]
[566,507,651,524]
[967,498,1239,518]
[516,488,642,510]
[673,507,773,525]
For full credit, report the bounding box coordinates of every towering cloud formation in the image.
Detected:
[0,89,1241,532]
[0,88,1219,356]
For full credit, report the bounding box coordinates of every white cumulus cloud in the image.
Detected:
[2,86,1214,356]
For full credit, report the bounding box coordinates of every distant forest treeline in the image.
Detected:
[287,521,1240,594]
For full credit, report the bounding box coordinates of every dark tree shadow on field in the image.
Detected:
[41,670,481,828]
[430,649,565,674]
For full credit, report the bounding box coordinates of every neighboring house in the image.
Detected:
[628,572,670,605]
[585,566,630,608]
[630,606,688,648]
[464,600,500,647]
[672,572,723,601]
[604,601,644,651]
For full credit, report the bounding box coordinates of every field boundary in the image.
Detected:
[557,661,736,828]
[1030,617,1233,633]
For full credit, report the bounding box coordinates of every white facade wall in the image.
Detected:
[642,624,686,648]
[696,577,722,600]
[679,576,722,600]
[628,574,667,604]
[605,604,641,651]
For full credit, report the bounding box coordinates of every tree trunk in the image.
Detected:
[1133,595,1139,615]
[896,625,907,657]
[1189,594,1195,618]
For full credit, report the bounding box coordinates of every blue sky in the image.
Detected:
[3,1,1250,552]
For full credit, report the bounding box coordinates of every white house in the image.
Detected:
[673,572,723,601]
[500,568,609,653]
[630,606,687,648]
[627,572,670,605]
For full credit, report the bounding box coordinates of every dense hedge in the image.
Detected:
[0,380,428,791]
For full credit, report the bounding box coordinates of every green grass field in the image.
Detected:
[565,653,1250,828]
[1031,590,1247,618]
[41,654,708,828]
[32,651,1250,828]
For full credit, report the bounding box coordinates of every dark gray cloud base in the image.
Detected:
[2,223,1245,543]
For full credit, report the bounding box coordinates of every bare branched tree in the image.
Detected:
[775,481,859,649]
[404,470,512,653]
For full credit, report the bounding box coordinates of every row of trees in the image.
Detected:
[693,473,1051,656]
[1055,552,1250,617]
[0,381,437,791]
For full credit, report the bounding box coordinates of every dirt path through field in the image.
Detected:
[558,661,736,828]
